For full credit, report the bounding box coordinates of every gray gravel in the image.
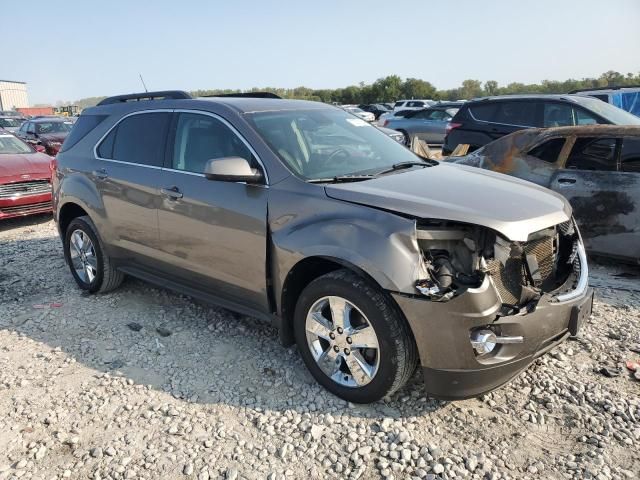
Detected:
[1,215,639,480]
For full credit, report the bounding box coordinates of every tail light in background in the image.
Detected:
[445,122,462,135]
[383,119,389,127]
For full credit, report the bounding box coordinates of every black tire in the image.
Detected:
[63,215,124,294]
[294,269,418,403]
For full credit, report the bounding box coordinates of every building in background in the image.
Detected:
[0,80,29,112]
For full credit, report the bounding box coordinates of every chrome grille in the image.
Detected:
[0,201,52,214]
[0,180,50,199]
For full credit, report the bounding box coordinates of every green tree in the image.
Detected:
[458,79,483,99]
[484,80,498,96]
[401,78,437,100]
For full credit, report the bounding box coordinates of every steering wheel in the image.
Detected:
[326,148,350,163]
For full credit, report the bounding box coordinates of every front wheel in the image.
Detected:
[294,269,417,403]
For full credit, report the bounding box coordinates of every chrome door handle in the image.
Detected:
[161,186,183,199]
[92,168,108,180]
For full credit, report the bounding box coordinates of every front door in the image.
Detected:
[157,111,269,312]
[93,111,171,263]
[550,135,640,261]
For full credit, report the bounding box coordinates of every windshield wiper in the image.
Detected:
[375,160,436,176]
[307,174,376,184]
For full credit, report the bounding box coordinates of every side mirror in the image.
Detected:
[203,156,264,184]
[34,145,46,153]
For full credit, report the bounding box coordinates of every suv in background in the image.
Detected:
[392,99,435,111]
[570,86,640,117]
[53,90,592,403]
[443,94,640,155]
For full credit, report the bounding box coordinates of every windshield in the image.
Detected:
[248,108,424,180]
[0,118,22,128]
[572,96,640,125]
[0,134,33,155]
[35,121,73,134]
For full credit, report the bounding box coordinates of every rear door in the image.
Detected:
[94,110,170,263]
[156,111,269,312]
[550,135,640,261]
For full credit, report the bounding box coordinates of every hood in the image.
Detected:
[0,152,52,180]
[38,133,67,143]
[324,162,571,241]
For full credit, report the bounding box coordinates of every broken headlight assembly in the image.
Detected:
[415,220,580,311]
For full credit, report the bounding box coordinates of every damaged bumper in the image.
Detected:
[393,241,593,399]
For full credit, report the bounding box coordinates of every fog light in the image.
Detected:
[470,329,497,354]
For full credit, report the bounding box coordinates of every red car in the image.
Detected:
[0,133,53,220]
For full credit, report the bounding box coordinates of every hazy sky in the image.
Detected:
[4,0,640,105]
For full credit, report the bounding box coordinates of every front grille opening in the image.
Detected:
[486,222,578,306]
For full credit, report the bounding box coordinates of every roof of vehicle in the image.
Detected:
[465,94,586,104]
[30,116,70,123]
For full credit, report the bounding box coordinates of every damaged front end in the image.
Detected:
[415,219,583,312]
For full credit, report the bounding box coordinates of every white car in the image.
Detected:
[392,99,435,111]
[340,106,375,123]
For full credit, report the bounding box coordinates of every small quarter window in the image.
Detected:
[566,137,617,171]
[61,115,107,152]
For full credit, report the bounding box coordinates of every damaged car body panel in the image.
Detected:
[449,125,640,263]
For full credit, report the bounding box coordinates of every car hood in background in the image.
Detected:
[324,162,571,241]
[0,152,52,180]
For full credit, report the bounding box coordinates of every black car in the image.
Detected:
[443,94,640,155]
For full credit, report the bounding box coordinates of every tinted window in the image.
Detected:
[394,102,405,108]
[492,102,538,127]
[566,137,617,171]
[620,137,640,173]
[527,138,566,163]
[469,103,498,122]
[574,108,598,125]
[406,101,424,108]
[172,113,253,174]
[35,121,73,134]
[97,113,170,165]
[60,115,107,152]
[544,103,574,127]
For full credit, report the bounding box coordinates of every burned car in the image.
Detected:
[448,125,640,264]
[53,91,592,403]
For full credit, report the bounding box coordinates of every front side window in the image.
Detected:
[527,137,566,163]
[172,113,252,174]
[97,112,170,166]
[620,137,640,173]
[543,103,574,127]
[566,137,618,171]
[248,108,424,180]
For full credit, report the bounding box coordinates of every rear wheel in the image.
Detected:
[294,269,417,403]
[63,216,124,293]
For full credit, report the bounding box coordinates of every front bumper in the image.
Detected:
[392,249,593,399]
[0,192,53,220]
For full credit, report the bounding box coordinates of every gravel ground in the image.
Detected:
[1,215,639,480]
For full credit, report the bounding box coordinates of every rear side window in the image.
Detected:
[492,102,538,127]
[468,103,497,122]
[527,138,566,163]
[543,103,574,127]
[620,137,640,173]
[60,115,107,152]
[97,112,170,166]
[566,137,618,171]
[394,101,405,108]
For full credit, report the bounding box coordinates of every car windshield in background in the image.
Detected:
[572,96,640,124]
[35,121,73,134]
[248,109,424,180]
[0,134,33,155]
[0,118,22,128]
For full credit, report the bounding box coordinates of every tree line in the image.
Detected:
[71,70,640,109]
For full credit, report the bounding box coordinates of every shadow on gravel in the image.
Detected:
[0,233,448,420]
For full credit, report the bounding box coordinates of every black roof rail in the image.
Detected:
[97,90,192,106]
[568,85,640,94]
[201,92,282,99]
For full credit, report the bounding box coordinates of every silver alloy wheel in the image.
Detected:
[69,229,98,284]
[305,296,380,387]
